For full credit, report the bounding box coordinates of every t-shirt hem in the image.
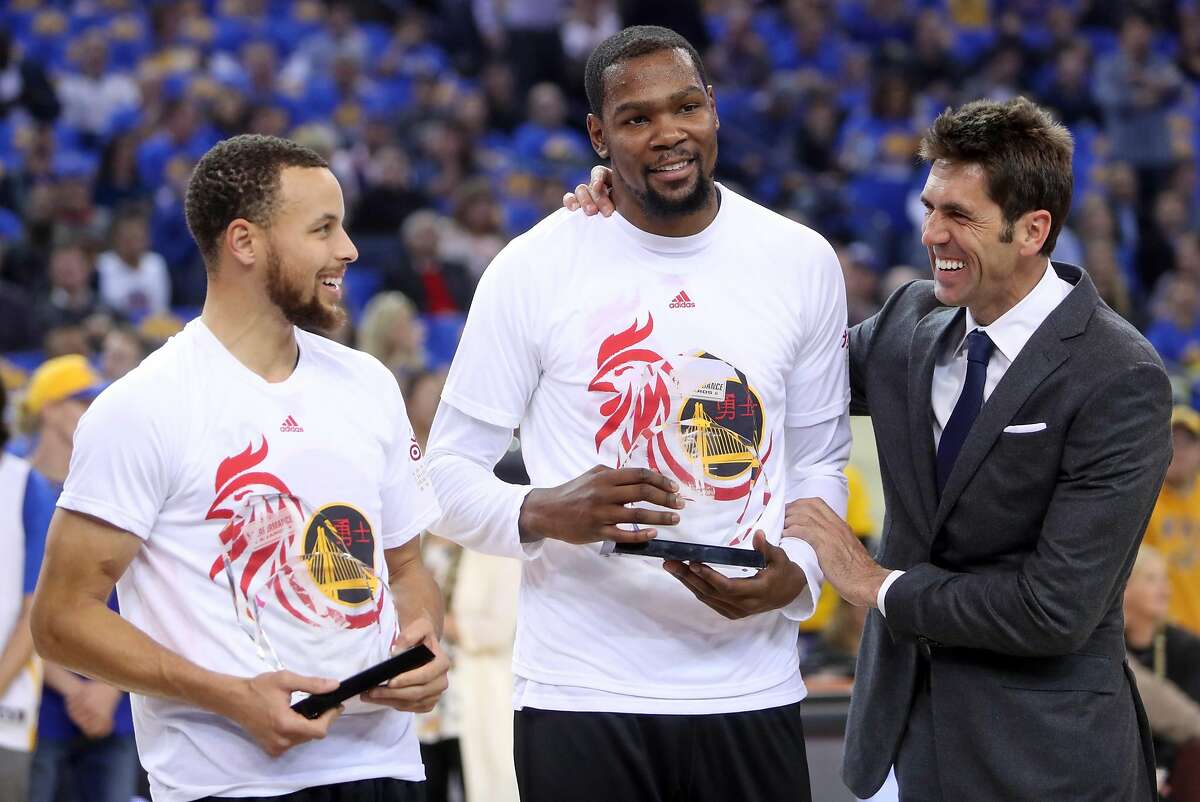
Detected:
[440,390,522,430]
[510,663,801,704]
[149,763,426,802]
[512,674,806,715]
[56,493,150,540]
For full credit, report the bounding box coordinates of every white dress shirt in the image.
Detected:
[877,261,1074,614]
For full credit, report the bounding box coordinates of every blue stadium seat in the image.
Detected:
[344,265,383,323]
[423,312,466,369]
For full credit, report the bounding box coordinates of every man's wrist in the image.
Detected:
[517,488,549,543]
[858,566,892,609]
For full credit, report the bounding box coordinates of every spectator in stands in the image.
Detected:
[451,546,521,802]
[440,177,509,280]
[16,356,137,802]
[1145,275,1200,371]
[385,210,474,314]
[99,325,149,383]
[1177,6,1200,82]
[32,243,114,340]
[93,133,145,211]
[282,3,368,89]
[1124,545,1200,784]
[136,99,216,189]
[479,60,523,134]
[55,29,139,147]
[1083,239,1134,322]
[357,291,427,387]
[49,152,109,250]
[0,30,60,124]
[1039,42,1104,129]
[1139,188,1193,293]
[512,82,590,169]
[1143,406,1200,635]
[96,208,171,320]
[353,145,429,236]
[903,8,959,97]
[472,0,568,97]
[0,280,37,351]
[1095,10,1184,202]
[0,379,46,802]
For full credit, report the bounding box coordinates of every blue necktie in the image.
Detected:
[936,329,995,493]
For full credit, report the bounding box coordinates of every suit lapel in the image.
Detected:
[932,263,1096,532]
[908,306,962,532]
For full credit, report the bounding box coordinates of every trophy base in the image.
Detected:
[609,538,766,568]
[291,644,436,719]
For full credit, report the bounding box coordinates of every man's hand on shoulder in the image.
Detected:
[664,531,809,619]
[518,465,684,546]
[563,166,615,217]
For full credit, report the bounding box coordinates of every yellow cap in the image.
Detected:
[22,355,106,418]
[1172,405,1200,436]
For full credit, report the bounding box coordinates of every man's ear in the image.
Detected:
[225,219,258,268]
[1018,209,1052,257]
[586,113,608,159]
[708,84,719,132]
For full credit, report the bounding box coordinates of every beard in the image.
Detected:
[264,243,345,334]
[628,164,716,220]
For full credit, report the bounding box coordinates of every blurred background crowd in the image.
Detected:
[6,0,1200,800]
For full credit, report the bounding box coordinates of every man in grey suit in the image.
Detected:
[788,98,1171,800]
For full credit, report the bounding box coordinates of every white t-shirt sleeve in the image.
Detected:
[440,237,545,428]
[785,236,850,427]
[57,378,174,540]
[426,403,542,560]
[379,376,441,550]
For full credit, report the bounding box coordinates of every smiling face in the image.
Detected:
[260,166,358,332]
[920,159,1051,324]
[586,47,719,235]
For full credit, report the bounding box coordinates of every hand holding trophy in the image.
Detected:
[603,354,774,577]
[217,494,434,720]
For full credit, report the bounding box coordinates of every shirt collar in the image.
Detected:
[955,260,1070,362]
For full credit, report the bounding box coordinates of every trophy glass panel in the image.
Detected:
[218,494,399,709]
[600,352,773,573]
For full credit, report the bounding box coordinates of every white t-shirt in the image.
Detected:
[96,250,171,318]
[437,186,849,713]
[0,454,40,752]
[58,319,440,802]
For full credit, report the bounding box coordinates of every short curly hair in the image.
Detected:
[184,134,328,267]
[585,26,708,118]
[919,97,1074,256]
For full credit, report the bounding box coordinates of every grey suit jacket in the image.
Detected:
[843,263,1172,801]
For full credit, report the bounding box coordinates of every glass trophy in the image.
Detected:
[218,494,433,718]
[602,354,773,574]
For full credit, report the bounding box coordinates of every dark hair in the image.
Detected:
[919,97,1073,255]
[584,25,708,118]
[184,134,328,267]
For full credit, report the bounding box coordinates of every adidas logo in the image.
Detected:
[280,415,304,433]
[668,290,696,309]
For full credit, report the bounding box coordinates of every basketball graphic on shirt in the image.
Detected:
[302,504,379,607]
[629,354,770,519]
